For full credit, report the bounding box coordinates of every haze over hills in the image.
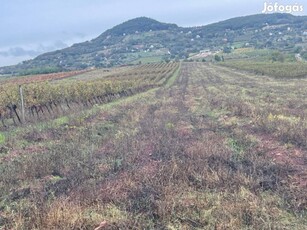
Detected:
[1,13,306,75]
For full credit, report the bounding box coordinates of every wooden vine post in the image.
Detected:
[19,85,26,123]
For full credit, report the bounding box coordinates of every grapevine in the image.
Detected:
[0,62,179,126]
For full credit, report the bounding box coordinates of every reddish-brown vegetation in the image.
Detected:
[1,70,90,85]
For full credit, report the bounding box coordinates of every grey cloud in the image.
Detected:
[54,41,68,49]
[0,47,38,57]
[0,40,68,58]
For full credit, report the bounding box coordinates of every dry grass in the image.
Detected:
[0,62,306,229]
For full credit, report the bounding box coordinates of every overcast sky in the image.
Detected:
[0,0,306,67]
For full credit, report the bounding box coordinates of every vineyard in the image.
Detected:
[0,62,179,127]
[219,60,307,78]
[0,69,90,85]
[0,62,307,229]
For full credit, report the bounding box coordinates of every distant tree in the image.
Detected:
[300,51,307,60]
[78,63,88,69]
[271,51,285,62]
[163,56,170,63]
[265,41,273,48]
[294,46,303,53]
[223,46,232,53]
[214,54,222,62]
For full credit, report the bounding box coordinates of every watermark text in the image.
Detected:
[262,2,304,13]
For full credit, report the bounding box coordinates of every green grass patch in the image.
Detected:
[165,63,181,87]
[220,60,307,78]
[54,116,69,127]
[227,137,244,160]
[131,55,164,64]
[0,132,5,144]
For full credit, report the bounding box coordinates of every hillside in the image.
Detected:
[1,13,306,75]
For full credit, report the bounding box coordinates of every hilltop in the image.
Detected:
[1,13,306,75]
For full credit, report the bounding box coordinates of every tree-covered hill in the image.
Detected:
[1,13,306,75]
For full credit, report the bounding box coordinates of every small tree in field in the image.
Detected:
[214,54,222,62]
[271,51,285,62]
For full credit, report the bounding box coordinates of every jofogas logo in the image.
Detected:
[262,2,304,13]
